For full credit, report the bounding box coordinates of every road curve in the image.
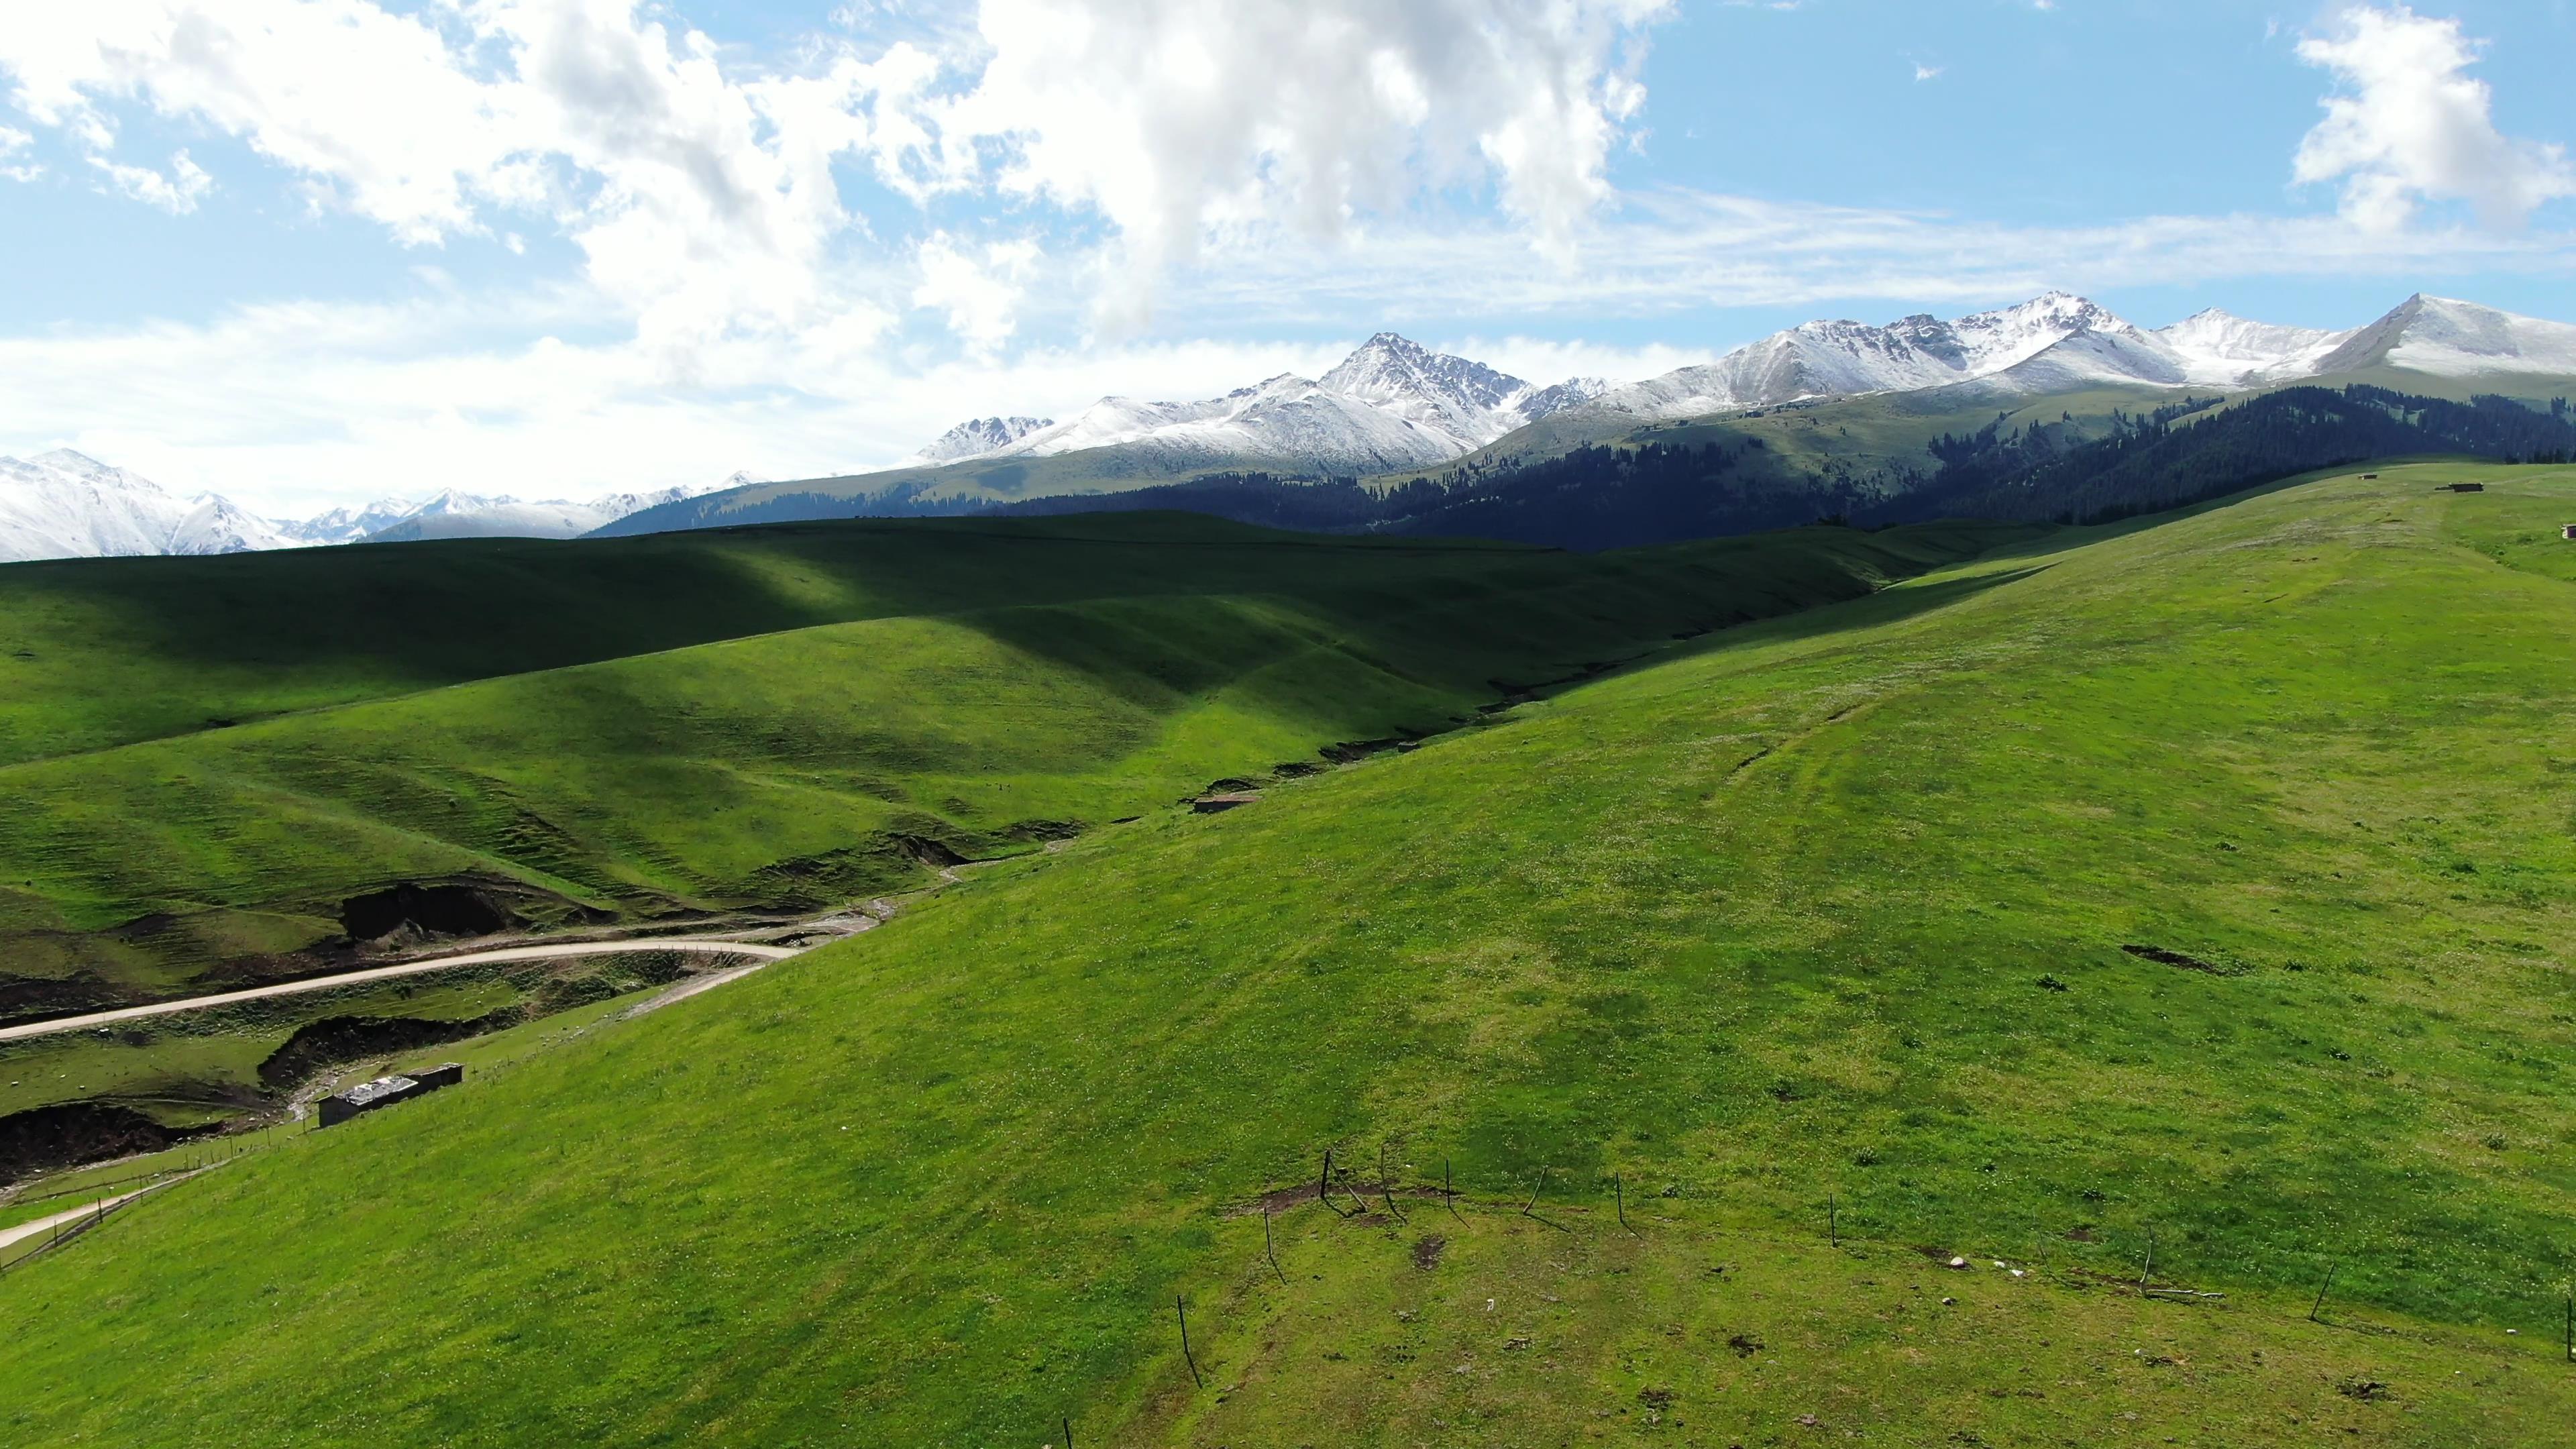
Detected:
[0,939,802,1045]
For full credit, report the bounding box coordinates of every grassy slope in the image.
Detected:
[3,464,2572,1445]
[0,514,1538,768]
[2,517,2004,1000]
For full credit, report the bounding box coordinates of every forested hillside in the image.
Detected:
[712,386,2576,550]
[1884,386,2576,524]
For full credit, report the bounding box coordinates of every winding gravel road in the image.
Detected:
[0,938,802,1045]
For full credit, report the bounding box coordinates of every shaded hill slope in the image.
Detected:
[0,516,2010,1024]
[0,513,1546,769]
[5,466,2572,1444]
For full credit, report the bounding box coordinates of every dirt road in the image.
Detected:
[0,938,802,1045]
[0,1172,200,1254]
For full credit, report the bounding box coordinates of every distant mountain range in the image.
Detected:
[896,332,1607,476]
[601,290,2576,541]
[1568,292,2576,423]
[868,292,2576,477]
[9,292,2575,564]
[0,458,751,564]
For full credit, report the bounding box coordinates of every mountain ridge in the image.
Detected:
[13,293,2575,562]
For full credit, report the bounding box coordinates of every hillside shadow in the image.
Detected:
[1640,563,2055,669]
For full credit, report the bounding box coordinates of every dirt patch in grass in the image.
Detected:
[1411,1234,1446,1270]
[2121,943,2250,977]
[0,972,123,1028]
[339,883,518,943]
[256,1011,524,1092]
[0,1102,219,1185]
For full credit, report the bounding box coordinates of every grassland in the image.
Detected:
[1,515,2005,1013]
[0,463,2570,1444]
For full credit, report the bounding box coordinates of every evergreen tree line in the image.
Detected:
[1875,386,2576,527]
[968,439,1854,552]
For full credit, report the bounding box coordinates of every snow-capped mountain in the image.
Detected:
[904,333,1609,475]
[1576,292,2576,426]
[2310,293,2576,379]
[908,417,1055,466]
[0,449,297,564]
[1316,333,1607,445]
[167,493,300,555]
[0,455,756,563]
[364,476,747,543]
[278,497,422,546]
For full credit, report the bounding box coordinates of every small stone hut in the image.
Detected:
[318,1063,464,1128]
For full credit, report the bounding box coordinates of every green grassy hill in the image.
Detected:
[0,515,2010,1157]
[3,464,2571,1445]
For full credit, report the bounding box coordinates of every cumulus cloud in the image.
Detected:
[0,0,1673,349]
[2294,3,2575,231]
[0,0,946,356]
[947,0,1668,317]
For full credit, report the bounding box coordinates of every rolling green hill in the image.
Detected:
[0,514,2014,1164]
[3,464,2571,1446]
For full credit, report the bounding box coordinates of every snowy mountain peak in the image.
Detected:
[2149,310,2347,384]
[1320,333,1527,415]
[2308,294,2576,379]
[27,447,126,483]
[893,333,1601,474]
[909,416,1057,466]
[278,496,422,546]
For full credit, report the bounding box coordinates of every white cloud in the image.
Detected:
[0,123,35,181]
[946,0,1671,317]
[3,0,2574,521]
[7,186,2571,519]
[1913,62,1943,83]
[912,233,1041,354]
[91,147,209,211]
[0,0,1674,350]
[2294,3,2575,231]
[0,0,946,357]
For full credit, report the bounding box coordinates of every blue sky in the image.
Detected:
[1,0,2571,513]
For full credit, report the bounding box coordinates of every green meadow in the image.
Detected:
[2,516,2001,1012]
[2,463,2571,1445]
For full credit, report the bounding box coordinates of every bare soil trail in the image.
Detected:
[0,938,804,1045]
[0,1169,209,1253]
